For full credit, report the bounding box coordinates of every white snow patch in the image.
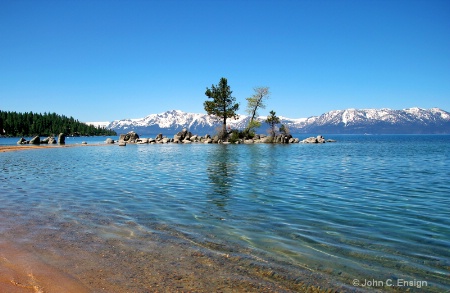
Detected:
[85,121,110,128]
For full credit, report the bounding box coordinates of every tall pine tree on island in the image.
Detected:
[204,77,240,140]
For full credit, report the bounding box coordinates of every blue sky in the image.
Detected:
[1,0,449,122]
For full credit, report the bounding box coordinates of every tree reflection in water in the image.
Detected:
[206,145,236,210]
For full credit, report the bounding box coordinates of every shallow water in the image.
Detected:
[1,135,449,292]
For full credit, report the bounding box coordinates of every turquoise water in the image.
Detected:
[1,135,449,291]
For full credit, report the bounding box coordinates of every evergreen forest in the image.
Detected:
[0,111,116,137]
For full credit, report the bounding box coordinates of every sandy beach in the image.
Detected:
[0,243,90,293]
[0,144,111,153]
[0,236,336,293]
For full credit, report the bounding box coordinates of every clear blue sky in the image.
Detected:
[1,0,449,122]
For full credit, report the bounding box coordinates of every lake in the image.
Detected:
[0,135,449,292]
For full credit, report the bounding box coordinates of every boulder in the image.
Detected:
[105,138,115,144]
[48,137,57,144]
[182,139,192,144]
[327,139,337,143]
[162,138,170,144]
[301,137,318,143]
[41,136,56,144]
[58,133,66,144]
[156,133,163,141]
[212,135,219,144]
[285,134,293,143]
[301,135,329,143]
[204,139,212,144]
[173,134,182,141]
[82,141,87,145]
[174,128,189,141]
[137,138,149,144]
[17,137,27,145]
[30,136,40,145]
[259,136,270,143]
[119,131,139,143]
[119,141,126,146]
[244,139,254,144]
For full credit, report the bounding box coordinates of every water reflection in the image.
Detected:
[206,146,236,209]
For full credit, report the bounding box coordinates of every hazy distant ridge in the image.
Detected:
[103,108,450,135]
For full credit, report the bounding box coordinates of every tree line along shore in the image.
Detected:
[0,111,116,137]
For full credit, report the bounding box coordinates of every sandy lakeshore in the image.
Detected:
[0,243,90,293]
[0,144,111,153]
[0,235,341,293]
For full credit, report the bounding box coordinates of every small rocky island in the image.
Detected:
[116,129,336,145]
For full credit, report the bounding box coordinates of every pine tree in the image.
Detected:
[265,110,280,138]
[204,77,240,140]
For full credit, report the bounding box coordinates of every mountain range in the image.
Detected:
[90,107,450,135]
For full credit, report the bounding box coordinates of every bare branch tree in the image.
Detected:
[245,86,270,134]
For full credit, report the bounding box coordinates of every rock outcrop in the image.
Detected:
[40,136,56,144]
[300,135,336,144]
[58,133,66,144]
[17,137,27,145]
[117,131,335,146]
[30,136,40,145]
[119,131,139,144]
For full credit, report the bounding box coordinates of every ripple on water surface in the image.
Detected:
[1,136,449,292]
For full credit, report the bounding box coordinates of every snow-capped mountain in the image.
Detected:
[85,121,110,128]
[301,107,450,134]
[103,108,450,135]
[107,110,248,135]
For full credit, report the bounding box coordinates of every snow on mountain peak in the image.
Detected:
[102,107,450,135]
